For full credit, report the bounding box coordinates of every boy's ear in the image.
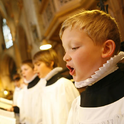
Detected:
[50,61,54,68]
[102,40,115,58]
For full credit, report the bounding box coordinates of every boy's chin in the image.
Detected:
[73,76,80,82]
[73,76,85,82]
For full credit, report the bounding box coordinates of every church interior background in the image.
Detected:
[0,0,124,99]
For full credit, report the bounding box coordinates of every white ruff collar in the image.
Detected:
[45,67,63,80]
[75,52,124,88]
[24,74,37,84]
[38,67,63,88]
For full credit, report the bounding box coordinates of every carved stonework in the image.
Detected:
[42,0,55,30]
[57,0,74,6]
[45,2,54,22]
[53,0,78,12]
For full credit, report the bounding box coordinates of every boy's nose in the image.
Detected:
[21,71,24,75]
[34,66,37,72]
[63,53,71,62]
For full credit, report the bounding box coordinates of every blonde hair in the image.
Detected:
[33,49,59,68]
[59,10,121,54]
[21,59,34,69]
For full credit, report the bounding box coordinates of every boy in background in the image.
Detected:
[7,73,24,113]
[33,49,79,124]
[20,59,40,124]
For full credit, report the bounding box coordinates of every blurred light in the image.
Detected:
[40,44,52,50]
[39,39,52,50]
[4,90,9,95]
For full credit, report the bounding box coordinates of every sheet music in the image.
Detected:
[0,98,12,109]
[0,109,16,124]
[0,98,16,124]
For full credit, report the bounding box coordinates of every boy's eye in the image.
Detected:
[37,63,40,66]
[72,47,79,50]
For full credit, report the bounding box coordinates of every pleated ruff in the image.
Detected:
[75,52,124,88]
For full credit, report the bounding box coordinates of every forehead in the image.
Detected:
[62,26,86,43]
[62,25,83,35]
[34,61,48,67]
[21,64,32,69]
[34,60,43,65]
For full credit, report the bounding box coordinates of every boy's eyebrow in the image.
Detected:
[34,61,40,64]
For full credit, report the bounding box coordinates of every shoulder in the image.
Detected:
[56,77,79,95]
[55,77,75,88]
[68,96,80,114]
[71,96,80,107]
[57,77,71,82]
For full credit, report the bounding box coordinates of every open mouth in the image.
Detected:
[37,73,40,76]
[66,65,75,75]
[23,76,26,79]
